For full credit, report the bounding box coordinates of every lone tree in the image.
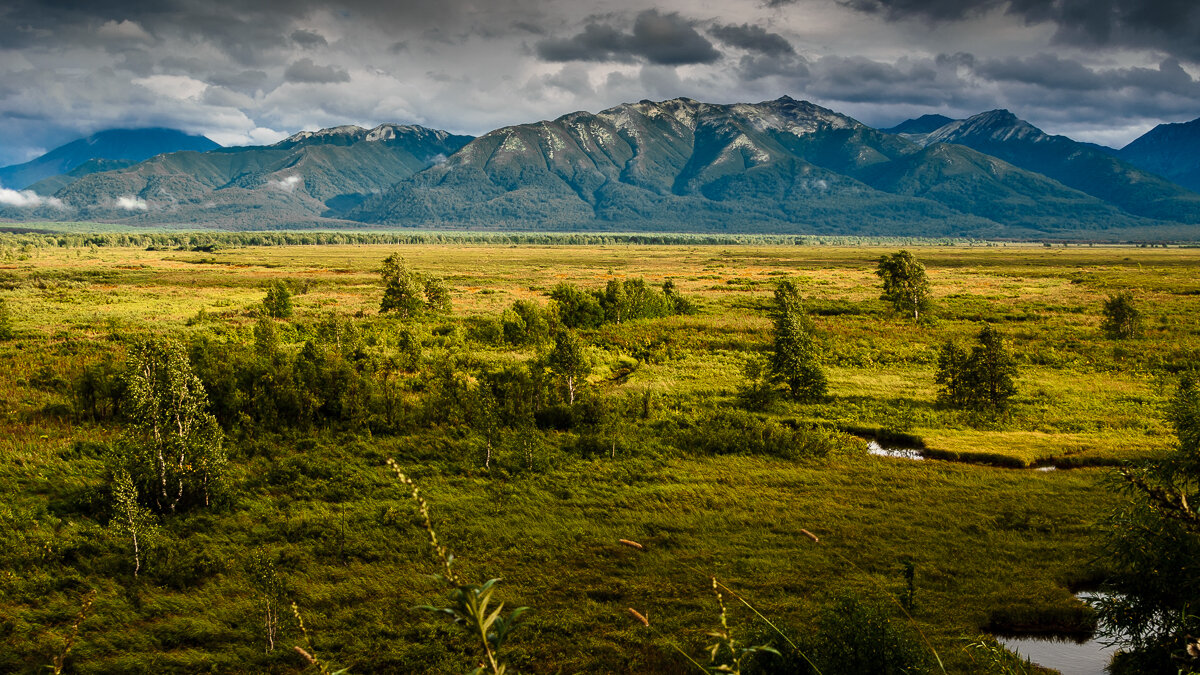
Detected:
[1096,372,1200,672]
[262,280,293,319]
[1101,292,1142,340]
[548,329,591,405]
[769,280,827,402]
[935,324,1018,411]
[122,339,225,512]
[875,250,932,320]
[379,254,452,317]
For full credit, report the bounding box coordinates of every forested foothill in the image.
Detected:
[1,237,1199,673]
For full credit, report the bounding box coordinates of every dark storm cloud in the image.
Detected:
[291,29,328,49]
[708,23,795,57]
[536,10,721,65]
[1,0,1199,167]
[973,54,1199,97]
[839,0,1200,62]
[283,58,351,84]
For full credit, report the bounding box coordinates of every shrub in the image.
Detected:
[1101,292,1142,340]
[676,410,835,460]
[262,280,293,319]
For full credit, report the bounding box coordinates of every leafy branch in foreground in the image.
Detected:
[291,602,349,675]
[799,529,946,674]
[388,459,529,675]
[48,590,95,675]
[674,577,780,674]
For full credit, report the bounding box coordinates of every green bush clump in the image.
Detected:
[675,409,837,460]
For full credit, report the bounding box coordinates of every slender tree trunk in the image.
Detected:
[128,513,141,577]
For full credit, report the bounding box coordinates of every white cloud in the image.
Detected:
[115,195,148,211]
[133,75,208,100]
[0,188,65,208]
[268,174,302,192]
[205,126,290,147]
[96,19,154,44]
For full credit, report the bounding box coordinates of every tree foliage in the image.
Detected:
[109,468,157,577]
[262,280,293,319]
[550,278,695,329]
[548,330,590,405]
[875,250,932,320]
[1096,372,1200,673]
[1101,292,1143,340]
[122,339,225,512]
[380,254,452,318]
[934,325,1017,411]
[501,300,553,346]
[767,280,826,402]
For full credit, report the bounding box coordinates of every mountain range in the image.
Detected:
[2,99,1198,238]
[0,128,219,191]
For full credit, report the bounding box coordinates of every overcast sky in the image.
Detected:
[1,0,1198,167]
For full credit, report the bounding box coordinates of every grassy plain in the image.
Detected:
[1,240,1197,673]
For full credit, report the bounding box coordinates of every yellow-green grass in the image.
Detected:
[4,243,1196,464]
[1,240,1196,673]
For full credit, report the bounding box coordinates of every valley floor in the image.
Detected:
[1,238,1195,673]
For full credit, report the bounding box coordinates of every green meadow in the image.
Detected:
[1,237,1196,673]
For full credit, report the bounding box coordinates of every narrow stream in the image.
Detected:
[866,440,925,460]
[996,593,1118,675]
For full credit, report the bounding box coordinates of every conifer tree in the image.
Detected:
[768,280,826,401]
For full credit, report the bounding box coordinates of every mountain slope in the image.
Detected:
[53,125,471,226]
[1117,117,1200,193]
[353,97,992,234]
[26,158,139,195]
[919,111,1200,223]
[353,97,1153,235]
[0,128,219,190]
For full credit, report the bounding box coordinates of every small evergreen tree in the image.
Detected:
[935,324,1018,411]
[262,280,293,318]
[737,355,779,411]
[1101,292,1142,340]
[768,281,826,402]
[934,340,970,408]
[875,250,933,320]
[602,279,628,324]
[379,254,452,317]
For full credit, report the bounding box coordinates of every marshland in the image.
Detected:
[2,232,1198,674]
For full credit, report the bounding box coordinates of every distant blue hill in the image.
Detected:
[880,114,956,135]
[1118,117,1200,193]
[0,128,219,190]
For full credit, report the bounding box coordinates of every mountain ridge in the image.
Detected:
[4,99,1198,238]
[1117,117,1200,193]
[0,128,219,190]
